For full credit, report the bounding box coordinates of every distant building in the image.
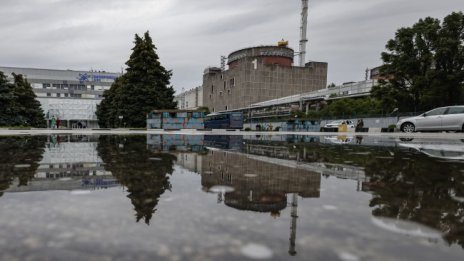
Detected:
[174,86,203,109]
[370,65,394,80]
[202,45,328,112]
[0,66,121,128]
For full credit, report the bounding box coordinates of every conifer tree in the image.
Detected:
[11,74,46,127]
[0,71,45,127]
[0,72,15,126]
[96,31,176,127]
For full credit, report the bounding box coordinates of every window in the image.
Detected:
[211,85,214,93]
[47,93,51,97]
[57,93,61,97]
[209,94,212,99]
[225,105,228,110]
[224,81,226,89]
[219,91,223,96]
[230,78,235,86]
[91,85,95,90]
[228,89,231,94]
[447,107,464,115]
[425,107,447,116]
[42,83,50,89]
[64,93,68,97]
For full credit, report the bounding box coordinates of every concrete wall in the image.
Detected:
[203,53,327,112]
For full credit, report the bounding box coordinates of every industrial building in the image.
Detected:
[202,45,328,112]
[174,86,203,110]
[0,66,121,128]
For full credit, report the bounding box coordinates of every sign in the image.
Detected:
[77,73,118,83]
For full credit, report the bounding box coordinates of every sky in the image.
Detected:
[0,0,462,93]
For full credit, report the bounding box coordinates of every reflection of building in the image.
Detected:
[200,150,321,210]
[203,45,328,112]
[147,134,205,152]
[0,66,121,128]
[6,135,115,192]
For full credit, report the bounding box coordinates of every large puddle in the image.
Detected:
[0,134,463,260]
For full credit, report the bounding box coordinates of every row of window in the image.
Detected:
[211,77,235,94]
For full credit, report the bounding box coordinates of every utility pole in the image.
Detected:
[299,0,309,67]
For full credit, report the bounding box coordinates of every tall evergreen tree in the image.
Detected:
[372,12,464,112]
[11,74,46,127]
[0,72,15,126]
[0,71,45,127]
[96,31,176,127]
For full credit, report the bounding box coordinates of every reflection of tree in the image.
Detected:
[267,139,464,248]
[363,153,464,248]
[97,136,176,225]
[0,136,46,197]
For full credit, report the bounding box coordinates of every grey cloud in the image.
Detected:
[0,0,462,92]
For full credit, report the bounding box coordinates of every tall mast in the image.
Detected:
[299,0,309,67]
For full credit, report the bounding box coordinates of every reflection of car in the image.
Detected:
[324,136,354,144]
[396,106,464,133]
[398,139,464,160]
[323,120,355,129]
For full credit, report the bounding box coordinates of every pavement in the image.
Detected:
[1,128,464,140]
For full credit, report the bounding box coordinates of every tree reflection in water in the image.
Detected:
[97,135,176,225]
[0,136,46,197]
[363,153,464,248]
[284,140,464,249]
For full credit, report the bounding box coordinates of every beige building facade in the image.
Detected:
[202,46,328,112]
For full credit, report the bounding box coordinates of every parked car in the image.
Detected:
[396,106,464,133]
[323,120,355,129]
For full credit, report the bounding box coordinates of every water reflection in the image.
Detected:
[0,136,46,196]
[0,134,463,259]
[97,135,175,225]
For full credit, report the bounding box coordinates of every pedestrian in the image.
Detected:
[356,119,364,132]
[51,116,56,129]
[56,118,61,129]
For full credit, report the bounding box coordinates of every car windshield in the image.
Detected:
[329,120,343,124]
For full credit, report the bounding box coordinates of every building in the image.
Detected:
[174,86,203,110]
[202,45,328,112]
[0,66,121,128]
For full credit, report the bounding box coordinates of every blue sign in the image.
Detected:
[77,73,117,83]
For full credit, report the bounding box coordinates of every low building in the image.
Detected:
[174,86,203,110]
[0,66,121,128]
[202,44,328,112]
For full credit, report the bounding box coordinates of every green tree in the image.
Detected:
[96,76,125,127]
[0,72,15,126]
[372,12,464,112]
[11,74,46,127]
[0,71,45,127]
[96,31,176,128]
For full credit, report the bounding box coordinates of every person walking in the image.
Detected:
[51,116,56,129]
[56,118,61,129]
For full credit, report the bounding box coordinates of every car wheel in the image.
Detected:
[401,122,415,133]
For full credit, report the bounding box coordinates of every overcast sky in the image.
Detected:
[0,0,462,93]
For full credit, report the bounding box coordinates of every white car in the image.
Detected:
[396,106,464,133]
[323,120,355,129]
